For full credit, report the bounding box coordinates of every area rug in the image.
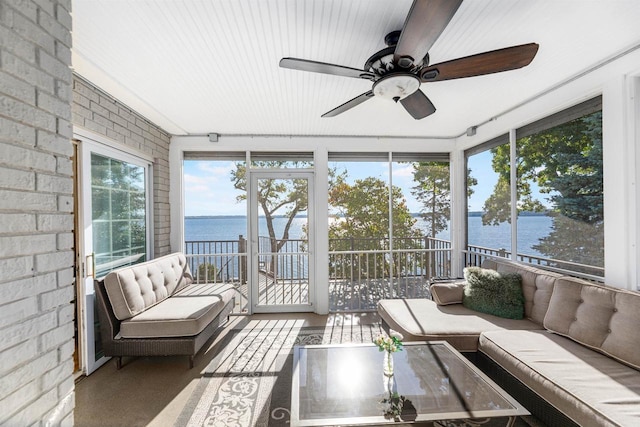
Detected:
[174,324,383,427]
[175,324,536,427]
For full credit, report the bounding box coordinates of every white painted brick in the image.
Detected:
[0,255,34,282]
[37,89,71,120]
[1,50,54,93]
[55,4,72,31]
[4,386,57,427]
[4,0,38,22]
[36,172,73,194]
[0,95,57,133]
[37,8,71,47]
[56,232,74,250]
[0,69,36,104]
[0,24,36,64]
[38,49,71,81]
[72,91,90,109]
[0,142,56,171]
[56,267,74,288]
[0,189,56,211]
[55,78,71,102]
[0,117,36,145]
[0,337,38,376]
[58,339,74,361]
[0,272,57,305]
[88,99,110,117]
[39,322,73,352]
[0,349,57,396]
[57,117,72,138]
[57,194,73,212]
[82,118,107,135]
[37,213,73,232]
[72,78,99,102]
[39,286,73,311]
[32,0,55,16]
[0,296,39,328]
[98,95,119,114]
[0,311,56,353]
[0,213,36,233]
[92,111,114,130]
[56,156,72,176]
[0,234,56,258]
[0,165,36,190]
[11,8,55,53]
[34,249,73,273]
[37,130,73,157]
[57,302,74,324]
[40,359,72,392]
[0,381,38,425]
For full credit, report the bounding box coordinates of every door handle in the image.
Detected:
[86,253,95,279]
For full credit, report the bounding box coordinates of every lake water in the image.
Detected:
[185,215,552,257]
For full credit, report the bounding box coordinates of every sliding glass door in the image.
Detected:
[78,139,151,374]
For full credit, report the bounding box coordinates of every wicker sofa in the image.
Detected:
[95,252,235,369]
[377,259,640,426]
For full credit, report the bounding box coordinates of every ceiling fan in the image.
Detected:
[279,0,539,120]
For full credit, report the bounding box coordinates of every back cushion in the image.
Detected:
[544,277,640,370]
[482,259,561,325]
[104,252,193,320]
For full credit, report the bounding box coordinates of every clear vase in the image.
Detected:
[383,350,394,377]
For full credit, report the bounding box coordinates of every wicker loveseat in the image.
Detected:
[95,252,235,369]
[378,259,640,426]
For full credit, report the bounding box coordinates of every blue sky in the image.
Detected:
[183,154,547,216]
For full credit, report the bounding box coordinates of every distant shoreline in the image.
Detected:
[185,211,551,219]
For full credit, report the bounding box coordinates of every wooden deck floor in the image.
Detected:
[228,273,431,313]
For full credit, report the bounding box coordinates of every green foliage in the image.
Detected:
[411,162,476,238]
[328,176,420,278]
[479,111,603,267]
[232,161,308,256]
[196,263,218,283]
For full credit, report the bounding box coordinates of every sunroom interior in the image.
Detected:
[2,0,640,426]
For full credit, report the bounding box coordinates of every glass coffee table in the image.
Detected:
[291,341,529,426]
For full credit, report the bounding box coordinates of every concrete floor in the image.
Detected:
[73,312,382,427]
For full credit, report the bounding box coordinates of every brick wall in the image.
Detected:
[0,0,75,425]
[71,75,172,257]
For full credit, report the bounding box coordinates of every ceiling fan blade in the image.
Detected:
[420,43,539,82]
[400,90,436,119]
[322,91,375,118]
[394,0,463,67]
[280,58,375,80]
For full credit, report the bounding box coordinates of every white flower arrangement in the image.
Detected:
[373,330,404,353]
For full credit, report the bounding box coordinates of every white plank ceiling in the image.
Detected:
[72,0,640,137]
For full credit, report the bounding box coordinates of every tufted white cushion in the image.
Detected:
[103,252,193,320]
[544,277,640,370]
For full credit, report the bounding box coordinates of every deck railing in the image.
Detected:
[465,244,604,281]
[184,236,604,314]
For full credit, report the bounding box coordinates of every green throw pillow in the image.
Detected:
[462,267,524,319]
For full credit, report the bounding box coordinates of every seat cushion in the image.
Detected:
[544,277,640,370]
[479,330,640,427]
[104,252,193,320]
[377,298,543,352]
[119,283,235,338]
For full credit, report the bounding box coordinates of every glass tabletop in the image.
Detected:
[291,341,528,426]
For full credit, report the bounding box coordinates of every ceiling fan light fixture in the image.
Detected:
[372,74,420,101]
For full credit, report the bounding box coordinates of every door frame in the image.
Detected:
[249,169,315,313]
[75,130,153,375]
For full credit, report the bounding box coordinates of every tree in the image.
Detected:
[231,161,309,275]
[481,111,603,266]
[411,162,477,238]
[328,176,420,278]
